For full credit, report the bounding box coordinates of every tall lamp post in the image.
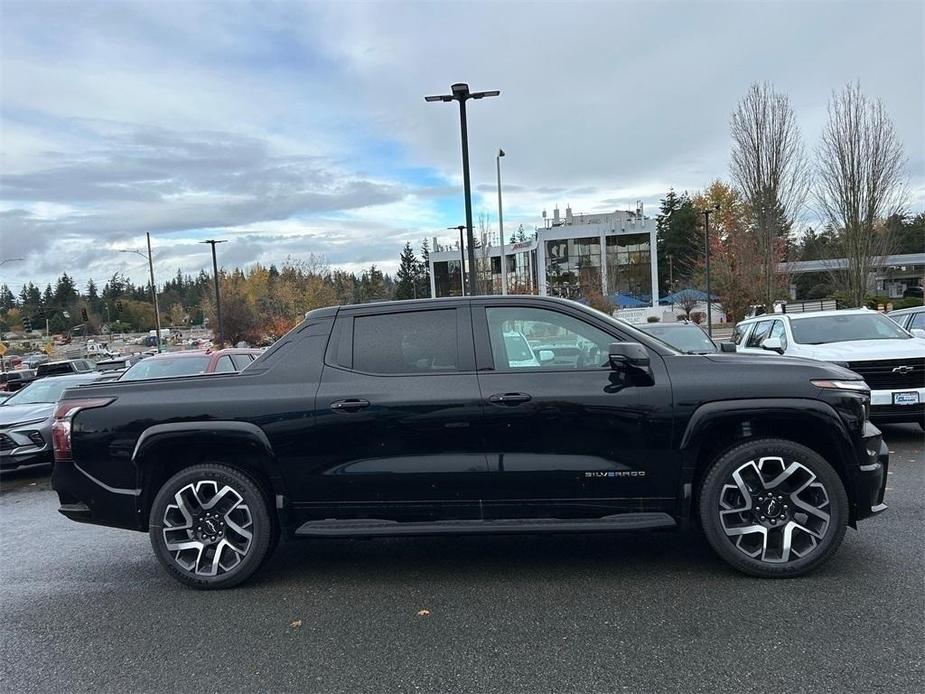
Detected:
[426,83,500,296]
[200,239,227,346]
[119,233,163,353]
[702,206,719,338]
[447,225,467,295]
[496,148,506,295]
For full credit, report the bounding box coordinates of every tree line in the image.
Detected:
[655,81,918,320]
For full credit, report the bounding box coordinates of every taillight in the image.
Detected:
[52,398,114,462]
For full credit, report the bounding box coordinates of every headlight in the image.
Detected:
[810,379,871,393]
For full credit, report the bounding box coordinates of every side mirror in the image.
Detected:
[911,328,925,339]
[537,349,555,363]
[608,342,650,371]
[761,336,784,354]
[719,342,737,353]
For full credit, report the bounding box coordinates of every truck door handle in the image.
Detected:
[488,392,532,405]
[329,399,370,412]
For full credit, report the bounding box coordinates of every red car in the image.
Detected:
[118,348,262,381]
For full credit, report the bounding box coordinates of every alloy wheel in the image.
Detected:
[162,480,253,576]
[718,456,831,564]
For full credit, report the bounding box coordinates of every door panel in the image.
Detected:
[474,303,676,518]
[302,305,489,521]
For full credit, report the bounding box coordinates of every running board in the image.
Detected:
[295,513,676,538]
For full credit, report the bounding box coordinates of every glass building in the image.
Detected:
[428,207,657,308]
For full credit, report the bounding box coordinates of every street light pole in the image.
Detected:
[702,207,719,338]
[447,226,467,295]
[119,239,162,352]
[425,83,500,296]
[200,240,227,346]
[146,233,163,353]
[496,148,506,295]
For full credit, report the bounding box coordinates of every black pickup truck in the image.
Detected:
[52,296,888,588]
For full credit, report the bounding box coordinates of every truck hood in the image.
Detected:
[795,339,925,361]
[0,403,54,427]
[704,353,859,380]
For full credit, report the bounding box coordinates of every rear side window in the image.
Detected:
[214,355,236,373]
[746,321,772,348]
[353,310,458,374]
[231,354,254,370]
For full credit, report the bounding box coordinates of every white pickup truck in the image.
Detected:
[734,308,925,428]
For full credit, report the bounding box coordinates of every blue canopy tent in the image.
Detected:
[609,293,648,308]
[659,289,716,305]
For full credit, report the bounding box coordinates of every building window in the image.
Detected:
[433,260,463,298]
[545,236,601,300]
[606,233,651,304]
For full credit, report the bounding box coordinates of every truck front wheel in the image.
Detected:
[698,439,849,578]
[148,463,276,589]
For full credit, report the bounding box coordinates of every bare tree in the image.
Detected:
[730,82,811,308]
[816,82,906,306]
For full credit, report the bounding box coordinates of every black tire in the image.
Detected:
[149,463,276,589]
[698,438,848,578]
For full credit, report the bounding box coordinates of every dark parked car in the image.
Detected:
[36,359,96,378]
[53,296,887,588]
[0,372,102,470]
[117,348,261,381]
[635,321,727,354]
[0,369,37,392]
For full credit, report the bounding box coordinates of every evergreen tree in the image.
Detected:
[0,284,14,311]
[395,242,419,300]
[53,273,77,306]
[416,238,431,298]
[655,189,700,295]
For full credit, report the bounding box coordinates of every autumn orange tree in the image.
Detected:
[691,181,790,324]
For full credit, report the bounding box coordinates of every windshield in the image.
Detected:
[120,355,211,381]
[639,324,716,353]
[4,378,81,405]
[790,313,911,344]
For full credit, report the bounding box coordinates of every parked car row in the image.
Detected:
[0,348,261,471]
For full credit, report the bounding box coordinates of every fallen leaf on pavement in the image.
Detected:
[416,609,431,617]
[290,619,302,629]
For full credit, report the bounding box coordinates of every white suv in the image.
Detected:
[734,309,924,427]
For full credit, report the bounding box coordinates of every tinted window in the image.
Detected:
[486,306,614,370]
[352,310,458,374]
[37,363,74,376]
[214,355,236,373]
[910,312,925,330]
[120,355,211,380]
[745,321,772,348]
[790,313,910,344]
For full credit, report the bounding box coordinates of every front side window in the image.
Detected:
[486,306,614,370]
[909,312,925,331]
[352,310,458,374]
[768,320,789,350]
[745,321,772,348]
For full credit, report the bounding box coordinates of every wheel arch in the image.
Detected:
[681,399,860,524]
[133,422,282,530]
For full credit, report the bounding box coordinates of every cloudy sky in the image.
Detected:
[1,0,922,291]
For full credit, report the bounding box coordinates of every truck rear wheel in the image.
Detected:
[148,463,276,589]
[698,439,848,578]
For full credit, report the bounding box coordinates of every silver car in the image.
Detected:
[0,373,102,470]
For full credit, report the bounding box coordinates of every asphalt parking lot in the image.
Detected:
[1,425,922,694]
